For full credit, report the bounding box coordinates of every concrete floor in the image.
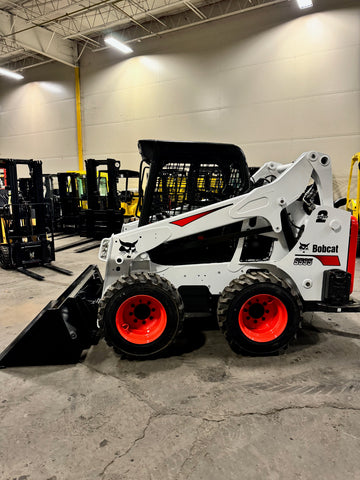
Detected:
[1,236,360,480]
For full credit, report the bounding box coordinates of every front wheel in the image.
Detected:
[217,271,302,355]
[98,273,184,359]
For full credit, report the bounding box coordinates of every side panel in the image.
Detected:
[275,207,351,301]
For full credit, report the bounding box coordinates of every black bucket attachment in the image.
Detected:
[0,264,103,368]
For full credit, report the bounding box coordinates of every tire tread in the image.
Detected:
[98,272,184,358]
[217,270,302,355]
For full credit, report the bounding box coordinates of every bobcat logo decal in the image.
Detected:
[299,242,310,251]
[119,240,138,258]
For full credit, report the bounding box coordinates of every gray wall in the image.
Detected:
[0,0,359,193]
[0,62,78,173]
[80,0,360,194]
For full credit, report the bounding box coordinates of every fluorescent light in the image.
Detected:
[0,67,24,81]
[296,0,313,8]
[104,35,133,54]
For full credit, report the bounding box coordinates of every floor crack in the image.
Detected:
[99,412,162,478]
[212,403,360,420]
[96,404,358,477]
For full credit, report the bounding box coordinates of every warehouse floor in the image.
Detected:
[1,236,360,480]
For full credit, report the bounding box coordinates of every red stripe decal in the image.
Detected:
[314,255,340,266]
[347,216,358,293]
[170,205,230,227]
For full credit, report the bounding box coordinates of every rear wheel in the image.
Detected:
[98,273,184,358]
[217,271,302,355]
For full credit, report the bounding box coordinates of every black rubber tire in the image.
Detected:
[0,244,13,270]
[98,272,184,359]
[217,271,302,356]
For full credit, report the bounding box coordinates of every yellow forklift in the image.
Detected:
[97,168,139,219]
[0,159,72,280]
[79,159,140,239]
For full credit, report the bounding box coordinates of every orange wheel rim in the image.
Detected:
[238,294,288,342]
[116,295,167,344]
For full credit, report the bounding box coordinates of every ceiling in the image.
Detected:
[0,0,288,71]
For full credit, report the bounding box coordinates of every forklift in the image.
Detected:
[79,158,125,240]
[116,169,140,219]
[0,159,72,280]
[43,174,62,233]
[56,164,139,253]
[18,173,61,234]
[57,171,87,233]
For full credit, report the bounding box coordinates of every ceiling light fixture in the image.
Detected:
[104,35,133,54]
[296,0,313,8]
[0,67,24,81]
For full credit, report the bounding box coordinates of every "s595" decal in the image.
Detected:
[293,257,313,266]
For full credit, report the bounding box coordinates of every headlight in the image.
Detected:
[99,238,110,260]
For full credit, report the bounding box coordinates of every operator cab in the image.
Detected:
[137,140,251,226]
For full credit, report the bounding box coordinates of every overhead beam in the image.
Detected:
[66,0,287,41]
[0,10,77,67]
[92,0,288,50]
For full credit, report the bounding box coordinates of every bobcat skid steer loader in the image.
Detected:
[1,142,359,366]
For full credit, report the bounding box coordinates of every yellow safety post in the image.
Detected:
[346,153,360,220]
[75,66,84,172]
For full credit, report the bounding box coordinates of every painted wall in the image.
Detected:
[0,0,359,194]
[81,0,360,195]
[0,62,78,173]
